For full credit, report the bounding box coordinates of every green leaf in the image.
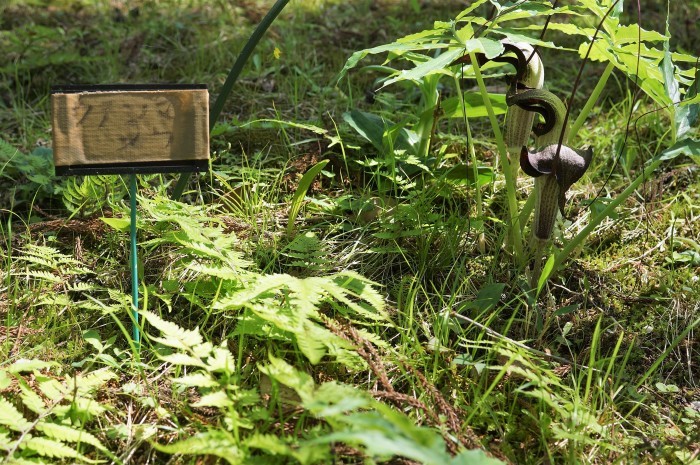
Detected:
[155,430,245,464]
[171,373,219,388]
[259,356,315,403]
[537,254,556,294]
[286,159,329,236]
[241,118,328,135]
[655,138,700,161]
[343,110,419,154]
[441,92,507,118]
[19,383,47,415]
[0,397,32,432]
[245,433,293,456]
[159,353,207,368]
[191,391,233,408]
[678,62,700,136]
[21,437,92,461]
[0,371,10,390]
[36,422,106,450]
[7,359,56,374]
[141,310,204,351]
[100,217,131,232]
[455,0,490,20]
[462,283,505,313]
[452,448,506,465]
[337,40,449,83]
[383,47,463,87]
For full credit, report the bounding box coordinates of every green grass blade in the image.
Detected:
[286,159,329,236]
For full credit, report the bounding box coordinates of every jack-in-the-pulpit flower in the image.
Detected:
[520,144,593,239]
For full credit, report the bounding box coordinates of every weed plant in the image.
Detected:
[0,1,699,464]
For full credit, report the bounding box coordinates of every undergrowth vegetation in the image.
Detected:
[1,0,698,464]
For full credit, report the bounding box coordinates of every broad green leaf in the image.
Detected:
[442,92,507,118]
[337,41,450,83]
[463,38,504,59]
[461,283,505,313]
[655,138,700,161]
[383,48,463,87]
[677,56,700,136]
[343,110,419,154]
[455,0,490,20]
[616,24,666,44]
[100,217,132,232]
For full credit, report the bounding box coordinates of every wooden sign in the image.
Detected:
[51,84,209,175]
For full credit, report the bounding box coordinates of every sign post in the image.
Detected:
[51,84,210,347]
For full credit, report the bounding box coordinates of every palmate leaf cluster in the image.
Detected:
[338,0,698,144]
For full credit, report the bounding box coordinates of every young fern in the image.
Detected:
[0,361,116,463]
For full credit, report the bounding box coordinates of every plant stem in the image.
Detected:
[454,75,484,250]
[172,0,292,201]
[468,50,524,265]
[569,62,615,143]
[416,75,440,160]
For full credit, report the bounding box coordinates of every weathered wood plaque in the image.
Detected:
[51,84,209,175]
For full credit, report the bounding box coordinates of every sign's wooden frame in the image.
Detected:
[51,84,209,175]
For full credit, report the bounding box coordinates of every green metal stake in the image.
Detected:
[129,174,140,348]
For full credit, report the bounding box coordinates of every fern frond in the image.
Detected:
[0,398,32,432]
[6,457,51,465]
[19,383,47,415]
[35,422,106,451]
[141,310,203,350]
[23,270,62,283]
[67,368,116,397]
[37,376,66,402]
[20,437,90,461]
[191,391,232,408]
[7,359,57,374]
[154,430,244,464]
[171,373,219,388]
[205,346,236,373]
[62,175,124,215]
[158,353,207,368]
[282,232,332,273]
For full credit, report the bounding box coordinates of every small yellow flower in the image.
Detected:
[273,47,281,60]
